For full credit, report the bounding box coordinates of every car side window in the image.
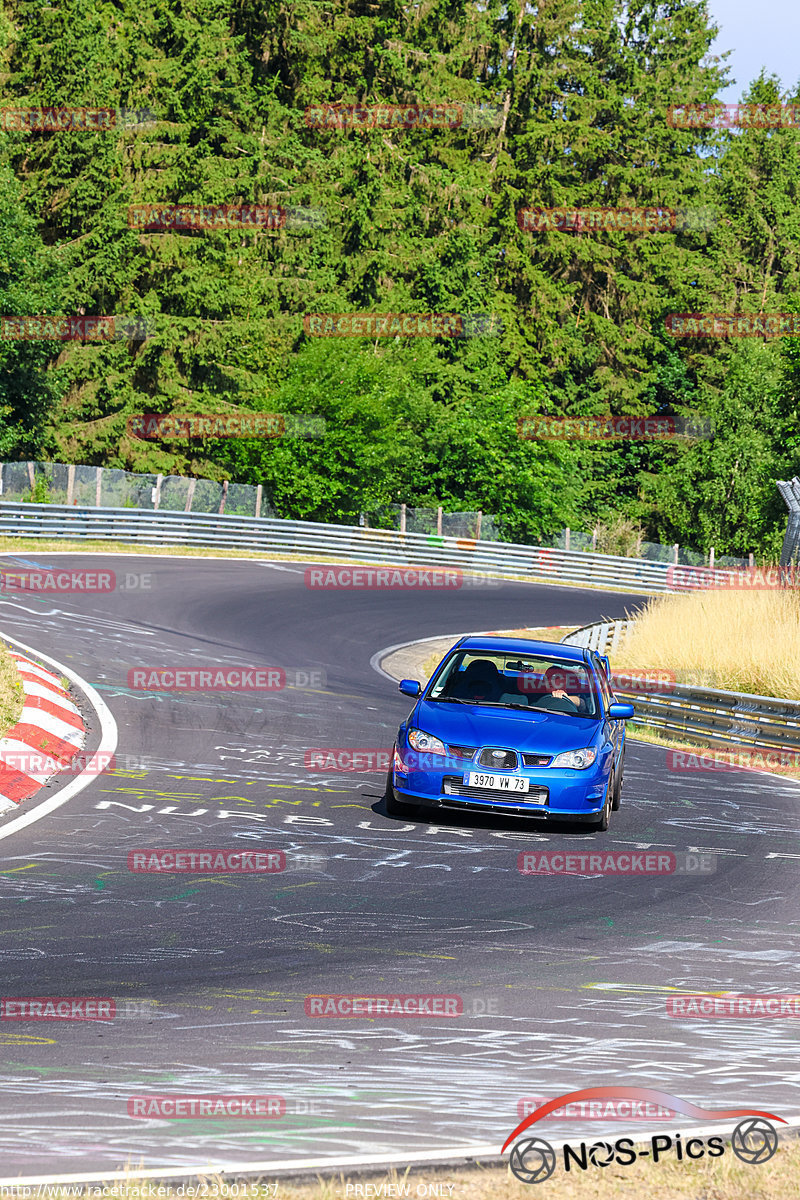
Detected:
[595,664,613,713]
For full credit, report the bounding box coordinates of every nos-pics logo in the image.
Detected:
[502,1087,783,1184]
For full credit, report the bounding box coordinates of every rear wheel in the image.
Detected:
[612,747,625,811]
[384,767,419,818]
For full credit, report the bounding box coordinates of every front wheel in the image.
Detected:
[590,773,613,832]
[384,767,419,818]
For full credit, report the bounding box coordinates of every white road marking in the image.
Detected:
[0,630,118,842]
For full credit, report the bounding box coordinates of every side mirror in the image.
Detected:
[399,679,422,698]
[608,702,634,720]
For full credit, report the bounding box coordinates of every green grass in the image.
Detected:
[0,640,24,736]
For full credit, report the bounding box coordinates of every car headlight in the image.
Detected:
[408,729,447,756]
[551,747,598,769]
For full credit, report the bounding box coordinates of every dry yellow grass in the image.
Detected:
[614,588,800,699]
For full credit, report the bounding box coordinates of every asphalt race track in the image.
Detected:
[0,552,799,1178]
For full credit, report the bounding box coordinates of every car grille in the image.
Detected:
[448,744,477,760]
[443,776,549,806]
[449,748,551,766]
[478,747,518,769]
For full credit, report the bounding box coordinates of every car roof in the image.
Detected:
[454,636,590,663]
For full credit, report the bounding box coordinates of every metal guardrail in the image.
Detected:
[561,619,632,654]
[563,619,800,753]
[0,502,680,592]
[5,498,797,755]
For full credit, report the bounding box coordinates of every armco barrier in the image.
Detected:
[560,619,633,654]
[563,620,800,752]
[0,502,677,592]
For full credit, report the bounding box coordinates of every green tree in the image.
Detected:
[0,159,64,456]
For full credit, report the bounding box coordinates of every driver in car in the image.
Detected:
[546,666,582,708]
[533,665,586,711]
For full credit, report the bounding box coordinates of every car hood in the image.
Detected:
[413,699,600,754]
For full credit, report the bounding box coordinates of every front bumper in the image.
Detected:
[392,754,611,819]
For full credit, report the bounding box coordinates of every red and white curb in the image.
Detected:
[0,651,86,812]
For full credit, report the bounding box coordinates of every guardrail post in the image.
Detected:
[749,553,754,568]
[67,464,75,506]
[592,526,597,552]
[673,543,679,565]
[95,466,102,507]
[219,480,228,515]
[400,503,406,535]
[255,484,262,519]
[437,506,443,536]
[27,461,35,492]
[565,527,570,552]
[0,462,4,496]
[185,478,196,513]
[709,546,715,570]
[153,474,163,510]
[476,510,482,541]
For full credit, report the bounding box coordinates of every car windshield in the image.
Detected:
[427,650,599,718]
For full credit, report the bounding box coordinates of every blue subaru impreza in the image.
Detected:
[386,636,633,830]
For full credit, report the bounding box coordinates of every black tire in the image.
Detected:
[384,767,419,818]
[612,747,625,811]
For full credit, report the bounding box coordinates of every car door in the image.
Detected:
[594,655,623,773]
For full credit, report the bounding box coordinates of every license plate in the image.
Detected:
[466,772,530,793]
